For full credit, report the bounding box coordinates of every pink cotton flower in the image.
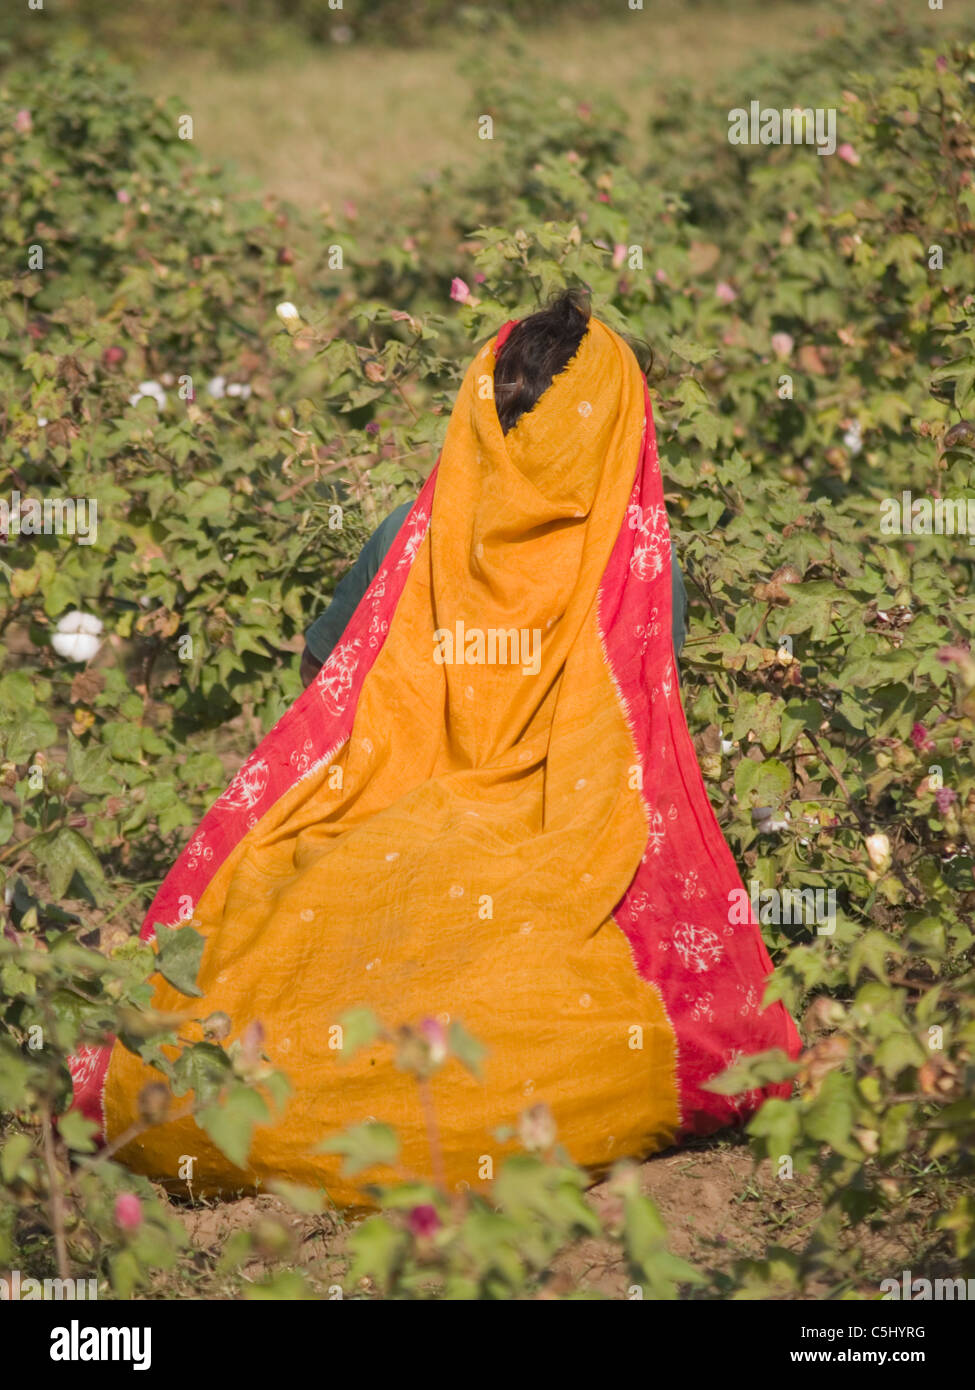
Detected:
[612,242,627,270]
[771,332,794,360]
[407,1204,441,1238]
[715,281,738,304]
[935,787,958,815]
[450,277,471,305]
[936,55,948,72]
[116,189,131,204]
[654,268,669,284]
[597,191,610,203]
[837,143,860,166]
[910,722,935,753]
[14,109,32,135]
[240,1019,265,1066]
[420,1017,448,1066]
[114,1194,143,1231]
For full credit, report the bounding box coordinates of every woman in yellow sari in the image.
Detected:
[70,292,800,1206]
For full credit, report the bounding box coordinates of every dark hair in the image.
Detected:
[493,289,591,435]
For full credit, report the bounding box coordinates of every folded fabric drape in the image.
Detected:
[70,317,800,1207]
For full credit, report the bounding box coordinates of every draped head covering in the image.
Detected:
[71,317,800,1205]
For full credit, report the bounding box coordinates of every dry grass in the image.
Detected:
[136,3,834,209]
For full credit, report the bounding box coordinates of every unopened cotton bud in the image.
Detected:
[275,302,301,333]
[114,1193,142,1231]
[138,1081,171,1124]
[420,1016,448,1066]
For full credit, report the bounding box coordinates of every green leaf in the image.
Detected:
[103,722,143,764]
[848,929,901,986]
[197,1083,269,1169]
[315,1121,399,1176]
[58,1107,99,1153]
[1,1132,33,1183]
[448,1019,488,1078]
[780,700,822,753]
[734,756,792,810]
[335,1007,381,1060]
[937,1195,975,1260]
[623,1191,705,1297]
[266,1180,326,1214]
[874,1032,926,1080]
[803,1071,859,1158]
[153,922,205,998]
[747,1097,802,1163]
[66,733,119,795]
[346,1215,409,1292]
[33,827,107,903]
[109,1248,142,1299]
[704,1048,799,1095]
[170,1040,233,1104]
[668,336,719,365]
[4,714,58,763]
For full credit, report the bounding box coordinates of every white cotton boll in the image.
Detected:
[57,610,103,637]
[207,376,227,399]
[275,302,302,335]
[865,832,891,871]
[37,416,48,427]
[843,421,862,455]
[53,610,102,662]
[129,380,167,410]
[52,630,101,662]
[719,729,735,754]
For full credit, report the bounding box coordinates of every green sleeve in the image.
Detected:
[305,507,688,667]
[303,502,413,665]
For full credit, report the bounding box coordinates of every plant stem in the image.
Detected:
[418,1077,447,1192]
[41,1104,70,1281]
